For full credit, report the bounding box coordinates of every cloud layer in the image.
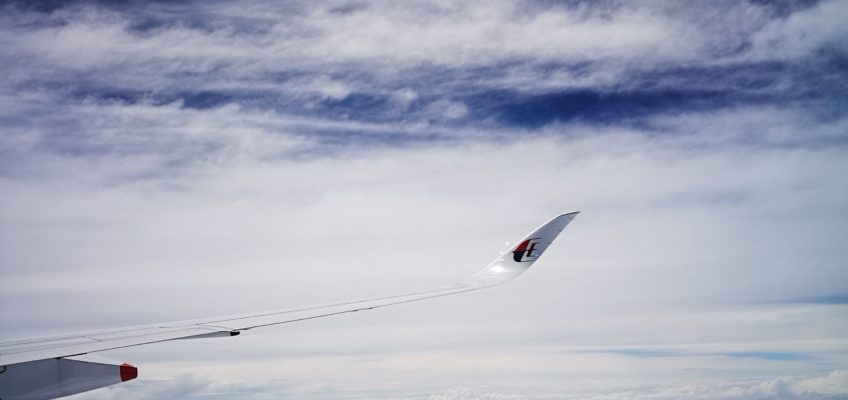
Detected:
[1,0,846,399]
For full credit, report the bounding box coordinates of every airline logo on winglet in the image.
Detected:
[512,238,541,262]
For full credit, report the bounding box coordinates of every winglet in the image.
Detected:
[462,212,579,288]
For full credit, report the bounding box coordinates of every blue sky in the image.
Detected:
[1,1,847,399]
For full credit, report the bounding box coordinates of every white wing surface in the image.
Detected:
[0,212,578,400]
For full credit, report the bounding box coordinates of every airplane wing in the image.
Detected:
[0,212,579,400]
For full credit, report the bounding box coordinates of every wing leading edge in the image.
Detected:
[0,212,579,399]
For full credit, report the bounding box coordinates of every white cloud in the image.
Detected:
[3,0,842,99]
[284,2,692,66]
[425,99,469,120]
[71,369,848,399]
[791,370,848,397]
[303,75,353,100]
[748,0,848,60]
[391,88,419,108]
[2,101,846,334]
[427,387,525,400]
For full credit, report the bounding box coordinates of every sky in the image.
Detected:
[0,0,847,398]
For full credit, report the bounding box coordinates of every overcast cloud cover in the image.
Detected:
[1,0,847,399]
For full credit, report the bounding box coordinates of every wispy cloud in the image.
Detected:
[1,0,844,136]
